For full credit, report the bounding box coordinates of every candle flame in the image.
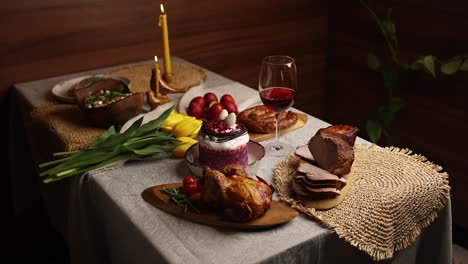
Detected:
[154,56,158,62]
[160,4,165,13]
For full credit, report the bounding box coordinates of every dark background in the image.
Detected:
[1,0,466,261]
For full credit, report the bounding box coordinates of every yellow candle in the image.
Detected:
[154,56,160,95]
[158,4,172,83]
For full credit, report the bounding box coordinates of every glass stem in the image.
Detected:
[274,112,282,151]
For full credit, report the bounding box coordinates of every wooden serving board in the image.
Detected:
[298,166,355,210]
[249,113,308,142]
[142,183,298,229]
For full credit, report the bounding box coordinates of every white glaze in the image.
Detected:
[197,132,249,150]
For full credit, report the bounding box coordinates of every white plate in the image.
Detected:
[51,75,130,103]
[177,82,261,114]
[120,102,176,133]
[184,141,265,177]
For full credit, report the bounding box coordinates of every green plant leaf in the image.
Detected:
[367,52,381,70]
[123,134,175,150]
[377,106,394,127]
[381,69,398,90]
[366,120,382,143]
[378,105,394,127]
[440,57,462,75]
[388,97,405,112]
[91,126,117,147]
[410,60,422,71]
[423,55,437,78]
[131,144,174,156]
[133,105,175,137]
[39,105,177,183]
[460,58,468,71]
[382,20,396,34]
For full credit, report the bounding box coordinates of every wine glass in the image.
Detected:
[258,55,297,157]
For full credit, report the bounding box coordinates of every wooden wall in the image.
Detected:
[1,0,327,217]
[0,0,327,115]
[327,0,468,230]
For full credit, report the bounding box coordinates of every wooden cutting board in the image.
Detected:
[142,183,298,229]
[249,113,308,142]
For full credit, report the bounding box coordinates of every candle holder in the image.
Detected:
[107,63,207,95]
[161,63,207,93]
[162,72,174,84]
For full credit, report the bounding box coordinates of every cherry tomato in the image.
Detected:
[183,176,196,186]
[183,183,198,196]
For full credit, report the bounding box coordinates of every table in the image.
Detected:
[11,58,452,264]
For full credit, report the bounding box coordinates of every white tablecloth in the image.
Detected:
[12,58,452,264]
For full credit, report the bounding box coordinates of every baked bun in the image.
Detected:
[238,105,298,133]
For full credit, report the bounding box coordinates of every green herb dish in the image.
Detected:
[72,76,144,128]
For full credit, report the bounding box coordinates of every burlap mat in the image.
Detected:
[107,63,207,93]
[274,144,450,261]
[30,104,104,152]
[30,62,205,154]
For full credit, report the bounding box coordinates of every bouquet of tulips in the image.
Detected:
[161,111,202,158]
[39,106,202,183]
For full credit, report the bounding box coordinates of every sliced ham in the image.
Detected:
[297,162,341,181]
[295,162,347,190]
[299,177,346,190]
[295,145,315,162]
[291,180,341,199]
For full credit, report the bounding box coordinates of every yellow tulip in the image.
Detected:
[162,111,187,128]
[173,137,197,158]
[172,119,202,138]
[189,125,201,138]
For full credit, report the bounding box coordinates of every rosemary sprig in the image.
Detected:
[162,188,199,213]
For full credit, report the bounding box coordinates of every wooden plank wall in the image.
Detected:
[1,0,327,216]
[0,0,327,114]
[327,0,468,230]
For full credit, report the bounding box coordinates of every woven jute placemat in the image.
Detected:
[30,104,104,153]
[107,63,207,93]
[274,144,450,261]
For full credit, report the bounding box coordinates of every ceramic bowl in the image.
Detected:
[71,76,144,128]
[184,141,265,177]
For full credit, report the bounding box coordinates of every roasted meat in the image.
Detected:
[308,125,358,176]
[201,165,274,222]
[318,124,359,147]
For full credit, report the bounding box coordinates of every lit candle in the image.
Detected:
[154,55,160,95]
[158,4,173,83]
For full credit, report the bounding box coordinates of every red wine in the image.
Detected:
[260,87,296,113]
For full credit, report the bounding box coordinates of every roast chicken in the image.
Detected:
[201,164,274,222]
